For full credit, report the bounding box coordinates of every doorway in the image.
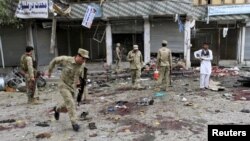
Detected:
[112,33,144,61]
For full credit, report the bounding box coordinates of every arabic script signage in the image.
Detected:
[15,0,48,19]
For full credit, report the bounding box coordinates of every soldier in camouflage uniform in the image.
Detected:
[127,45,143,88]
[115,43,122,71]
[156,40,172,91]
[20,46,39,104]
[47,48,89,132]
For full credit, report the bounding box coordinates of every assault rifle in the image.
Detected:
[77,67,88,106]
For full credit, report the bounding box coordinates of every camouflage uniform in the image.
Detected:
[48,56,87,125]
[20,54,37,103]
[115,43,122,71]
[156,40,172,90]
[127,45,143,87]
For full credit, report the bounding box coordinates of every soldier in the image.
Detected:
[194,42,213,90]
[156,40,172,91]
[115,43,122,71]
[20,46,39,104]
[47,48,89,132]
[127,44,143,88]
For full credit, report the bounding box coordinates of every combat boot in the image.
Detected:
[53,106,60,120]
[72,124,80,131]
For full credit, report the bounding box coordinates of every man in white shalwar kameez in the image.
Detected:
[194,42,213,90]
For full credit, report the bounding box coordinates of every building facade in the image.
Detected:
[0,0,250,67]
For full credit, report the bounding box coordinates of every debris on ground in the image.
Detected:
[36,132,52,139]
[35,121,50,127]
[240,109,250,113]
[88,122,97,130]
[107,106,116,113]
[233,89,250,101]
[184,102,193,106]
[223,93,233,100]
[89,133,98,137]
[80,111,89,119]
[136,97,154,106]
[0,125,12,131]
[154,92,166,97]
[181,97,187,102]
[215,110,221,113]
[5,86,16,92]
[14,120,26,128]
[237,76,250,86]
[0,120,26,131]
[0,119,16,123]
[209,80,225,91]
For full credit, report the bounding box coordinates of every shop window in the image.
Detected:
[193,0,199,5]
[224,0,233,4]
[204,0,210,4]
[193,0,210,5]
[212,0,222,5]
[235,0,245,4]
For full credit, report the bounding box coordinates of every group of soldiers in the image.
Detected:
[116,41,213,91]
[115,40,172,90]
[19,40,213,132]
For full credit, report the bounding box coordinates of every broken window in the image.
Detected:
[235,0,245,4]
[211,0,221,5]
[224,0,233,4]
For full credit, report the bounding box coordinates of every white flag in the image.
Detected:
[82,6,96,28]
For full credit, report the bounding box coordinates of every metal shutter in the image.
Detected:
[244,27,250,60]
[150,20,184,53]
